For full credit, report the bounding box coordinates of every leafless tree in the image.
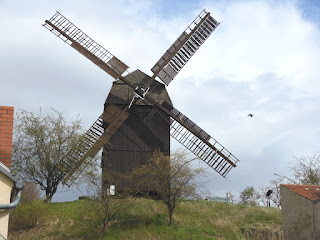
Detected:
[259,177,282,208]
[82,156,136,239]
[276,155,320,185]
[133,150,207,226]
[12,109,83,203]
[20,182,41,203]
[227,192,238,204]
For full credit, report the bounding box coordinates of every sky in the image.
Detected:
[1,0,320,202]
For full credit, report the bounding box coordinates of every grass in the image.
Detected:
[8,199,283,240]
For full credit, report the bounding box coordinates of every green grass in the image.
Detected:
[8,199,283,240]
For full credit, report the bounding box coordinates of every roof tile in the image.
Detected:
[282,184,320,202]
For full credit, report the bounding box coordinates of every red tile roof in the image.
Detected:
[282,184,320,202]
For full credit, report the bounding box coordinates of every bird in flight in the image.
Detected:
[248,113,253,117]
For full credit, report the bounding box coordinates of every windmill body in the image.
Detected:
[103,70,171,190]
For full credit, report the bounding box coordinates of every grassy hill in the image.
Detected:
[8,198,283,240]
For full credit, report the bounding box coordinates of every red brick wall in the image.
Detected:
[0,106,14,168]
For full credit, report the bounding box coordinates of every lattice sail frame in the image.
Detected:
[59,104,129,186]
[168,107,239,177]
[145,98,239,178]
[43,11,129,79]
[151,9,219,86]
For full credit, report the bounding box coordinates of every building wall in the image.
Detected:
[0,172,14,239]
[0,106,14,168]
[280,185,317,240]
[313,201,320,239]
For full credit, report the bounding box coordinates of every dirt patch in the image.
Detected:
[8,225,46,240]
[49,216,59,227]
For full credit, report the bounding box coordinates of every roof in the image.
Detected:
[105,69,172,106]
[0,162,20,184]
[0,162,10,173]
[206,196,228,203]
[281,184,320,203]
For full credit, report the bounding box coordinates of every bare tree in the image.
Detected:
[239,186,261,206]
[20,182,41,203]
[133,150,207,226]
[259,177,283,208]
[82,156,136,239]
[12,109,83,203]
[276,155,320,185]
[227,192,238,204]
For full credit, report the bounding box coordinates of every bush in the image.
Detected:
[9,199,48,230]
[20,182,41,203]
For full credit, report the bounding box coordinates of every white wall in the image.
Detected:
[0,172,14,239]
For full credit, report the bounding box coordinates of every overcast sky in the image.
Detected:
[1,0,320,202]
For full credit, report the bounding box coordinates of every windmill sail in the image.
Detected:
[145,97,239,177]
[59,104,129,186]
[150,9,219,86]
[168,107,238,177]
[43,11,129,79]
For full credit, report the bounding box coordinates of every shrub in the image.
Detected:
[20,182,41,203]
[9,199,48,230]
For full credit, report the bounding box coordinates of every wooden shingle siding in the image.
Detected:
[102,70,171,192]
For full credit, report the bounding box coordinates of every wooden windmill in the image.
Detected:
[43,9,239,187]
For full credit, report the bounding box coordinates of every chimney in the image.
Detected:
[0,106,14,169]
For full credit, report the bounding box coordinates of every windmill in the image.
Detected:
[43,9,239,188]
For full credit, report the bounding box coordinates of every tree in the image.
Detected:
[12,109,83,203]
[133,150,207,226]
[82,156,136,239]
[277,155,320,185]
[227,192,238,204]
[259,177,283,208]
[20,182,41,203]
[239,186,261,206]
[259,177,282,208]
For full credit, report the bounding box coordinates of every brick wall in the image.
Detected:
[0,106,14,168]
